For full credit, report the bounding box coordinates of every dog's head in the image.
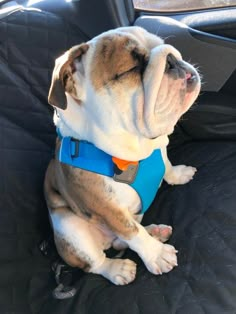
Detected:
[48,26,200,160]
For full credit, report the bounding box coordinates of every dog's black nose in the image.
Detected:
[165,53,186,80]
[165,53,178,71]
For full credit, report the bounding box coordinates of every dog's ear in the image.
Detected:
[48,43,89,110]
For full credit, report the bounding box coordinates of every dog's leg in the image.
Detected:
[113,223,172,250]
[52,202,177,277]
[45,164,177,280]
[100,216,177,275]
[75,174,178,275]
[123,224,177,275]
[50,207,137,285]
[161,147,197,185]
[45,163,137,285]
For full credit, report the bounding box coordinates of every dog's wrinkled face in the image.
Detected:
[48,26,200,158]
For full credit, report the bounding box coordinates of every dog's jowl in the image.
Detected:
[44,26,200,285]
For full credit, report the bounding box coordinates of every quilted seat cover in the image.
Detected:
[0,7,236,314]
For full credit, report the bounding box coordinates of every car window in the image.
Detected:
[133,0,236,12]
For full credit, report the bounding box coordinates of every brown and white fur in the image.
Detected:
[44,26,200,285]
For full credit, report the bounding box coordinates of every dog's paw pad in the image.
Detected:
[146,224,172,242]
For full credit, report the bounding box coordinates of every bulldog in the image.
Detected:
[44,26,200,285]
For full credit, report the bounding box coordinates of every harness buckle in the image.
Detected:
[113,163,139,184]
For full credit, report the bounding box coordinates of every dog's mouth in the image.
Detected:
[185,70,199,92]
[186,71,195,84]
[186,72,194,82]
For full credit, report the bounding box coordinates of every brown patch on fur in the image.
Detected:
[44,160,68,209]
[68,44,89,62]
[64,69,77,97]
[45,152,139,240]
[60,44,89,83]
[90,34,148,91]
[44,135,140,273]
[60,163,138,239]
[48,43,89,109]
[54,232,91,270]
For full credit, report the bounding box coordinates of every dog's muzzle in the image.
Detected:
[165,53,198,90]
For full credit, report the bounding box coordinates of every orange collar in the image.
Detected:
[112,157,139,171]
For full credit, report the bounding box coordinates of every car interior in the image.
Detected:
[0,0,236,313]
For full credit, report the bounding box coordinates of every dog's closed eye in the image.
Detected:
[113,48,149,82]
[113,65,141,81]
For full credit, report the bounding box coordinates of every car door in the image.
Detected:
[133,2,236,142]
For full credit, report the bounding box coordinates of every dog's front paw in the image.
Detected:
[165,165,196,185]
[145,242,178,275]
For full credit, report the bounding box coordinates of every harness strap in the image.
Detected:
[58,136,165,213]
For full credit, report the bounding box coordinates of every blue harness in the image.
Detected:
[58,136,165,214]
